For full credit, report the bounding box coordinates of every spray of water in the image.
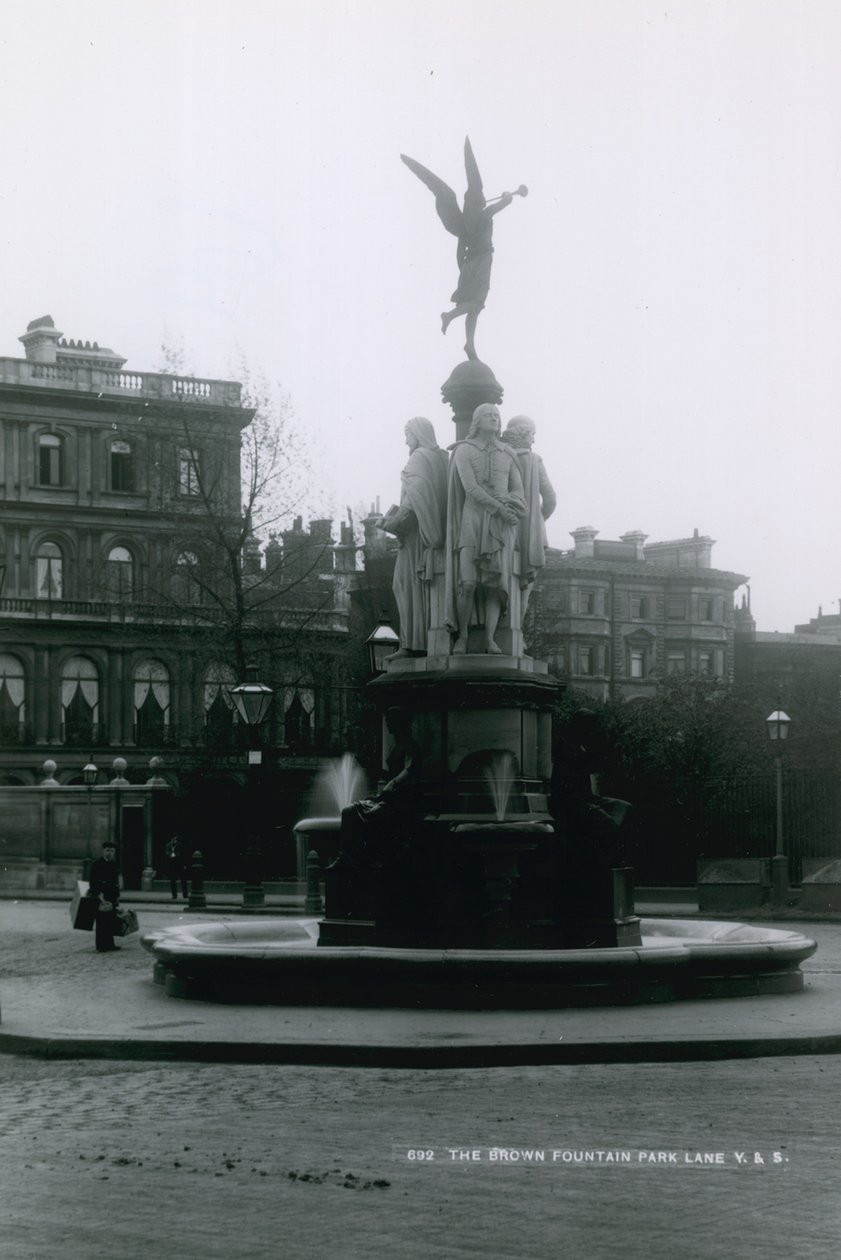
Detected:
[310,753,367,818]
[482,750,517,822]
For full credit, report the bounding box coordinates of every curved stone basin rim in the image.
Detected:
[142,917,817,971]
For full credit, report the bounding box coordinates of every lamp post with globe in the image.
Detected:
[229,665,274,910]
[766,708,792,907]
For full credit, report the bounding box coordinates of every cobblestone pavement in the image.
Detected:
[2,902,841,1258]
[1,1054,840,1260]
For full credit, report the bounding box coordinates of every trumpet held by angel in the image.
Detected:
[400,137,527,361]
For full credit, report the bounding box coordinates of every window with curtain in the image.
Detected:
[35,541,63,599]
[133,659,171,745]
[282,686,315,749]
[38,433,64,486]
[105,546,134,600]
[204,662,236,745]
[0,654,25,742]
[61,656,99,746]
[110,439,134,492]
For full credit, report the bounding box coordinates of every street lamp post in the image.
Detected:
[229,665,274,911]
[766,709,792,907]
[110,756,128,872]
[82,759,98,877]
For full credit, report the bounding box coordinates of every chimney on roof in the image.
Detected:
[570,526,599,558]
[620,530,648,560]
[19,315,62,364]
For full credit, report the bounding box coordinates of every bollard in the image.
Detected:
[187,850,207,911]
[242,843,265,911]
[305,849,323,915]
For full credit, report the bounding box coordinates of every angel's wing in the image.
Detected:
[464,136,484,202]
[400,153,464,238]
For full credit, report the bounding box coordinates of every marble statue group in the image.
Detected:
[378,405,556,660]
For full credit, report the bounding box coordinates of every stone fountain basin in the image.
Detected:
[142,918,817,1008]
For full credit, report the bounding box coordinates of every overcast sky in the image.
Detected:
[1,0,839,632]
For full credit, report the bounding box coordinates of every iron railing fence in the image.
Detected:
[613,770,841,885]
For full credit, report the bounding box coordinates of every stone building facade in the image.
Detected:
[0,317,363,881]
[525,526,747,700]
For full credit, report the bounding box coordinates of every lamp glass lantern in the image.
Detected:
[82,761,98,787]
[229,666,274,728]
[766,710,792,743]
[366,620,399,674]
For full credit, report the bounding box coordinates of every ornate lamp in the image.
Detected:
[366,619,399,674]
[229,665,274,729]
[766,709,791,743]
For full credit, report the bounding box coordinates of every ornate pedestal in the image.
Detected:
[318,655,642,950]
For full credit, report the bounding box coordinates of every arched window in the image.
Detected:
[0,654,25,743]
[110,440,134,492]
[35,541,63,599]
[204,661,236,746]
[133,659,171,745]
[105,546,134,600]
[282,686,315,750]
[173,551,200,603]
[38,433,64,486]
[61,656,99,746]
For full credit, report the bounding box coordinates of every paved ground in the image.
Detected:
[2,901,841,1258]
[1,901,840,1063]
[2,1052,840,1259]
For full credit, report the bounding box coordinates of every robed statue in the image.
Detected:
[379,417,448,657]
[401,138,525,361]
[501,415,557,619]
[445,403,526,655]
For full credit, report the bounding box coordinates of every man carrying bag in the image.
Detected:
[88,841,122,953]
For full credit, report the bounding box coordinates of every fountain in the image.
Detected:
[293,754,367,877]
[143,139,816,1005]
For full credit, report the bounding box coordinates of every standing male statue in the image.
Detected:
[501,415,557,619]
[379,417,448,657]
[400,138,524,361]
[445,403,526,654]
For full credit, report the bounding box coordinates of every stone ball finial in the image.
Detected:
[147,755,167,786]
[42,759,58,786]
[111,757,130,786]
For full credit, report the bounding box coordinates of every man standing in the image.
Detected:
[165,834,189,901]
[445,403,526,654]
[88,841,121,952]
[501,415,557,619]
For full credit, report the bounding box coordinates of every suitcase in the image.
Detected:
[69,880,98,931]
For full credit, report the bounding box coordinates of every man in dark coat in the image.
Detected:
[88,841,121,952]
[165,834,188,901]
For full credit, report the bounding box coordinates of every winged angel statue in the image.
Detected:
[401,138,526,361]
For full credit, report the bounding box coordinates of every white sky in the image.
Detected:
[1,0,839,632]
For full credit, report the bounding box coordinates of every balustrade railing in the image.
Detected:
[0,356,241,406]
